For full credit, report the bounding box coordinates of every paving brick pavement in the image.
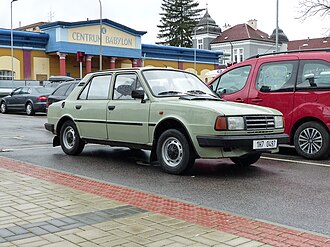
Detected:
[0,156,329,247]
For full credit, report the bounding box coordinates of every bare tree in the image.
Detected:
[298,0,330,20]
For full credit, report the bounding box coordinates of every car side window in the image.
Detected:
[53,84,71,96]
[79,75,111,100]
[12,88,22,95]
[20,87,30,94]
[113,74,143,100]
[65,83,78,96]
[215,66,251,95]
[256,61,297,92]
[297,60,330,89]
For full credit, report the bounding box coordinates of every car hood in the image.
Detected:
[161,97,281,116]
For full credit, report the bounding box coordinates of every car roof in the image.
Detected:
[48,76,75,82]
[246,48,330,60]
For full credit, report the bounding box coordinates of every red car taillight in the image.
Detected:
[37,96,48,101]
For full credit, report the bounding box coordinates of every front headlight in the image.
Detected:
[274,116,284,129]
[215,116,244,130]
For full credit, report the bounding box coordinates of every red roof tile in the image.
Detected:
[211,23,274,44]
[288,37,330,50]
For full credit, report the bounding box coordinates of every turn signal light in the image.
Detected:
[215,117,227,130]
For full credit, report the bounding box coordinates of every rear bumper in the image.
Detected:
[197,133,289,148]
[44,123,55,134]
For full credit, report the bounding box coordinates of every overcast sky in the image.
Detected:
[0,0,329,44]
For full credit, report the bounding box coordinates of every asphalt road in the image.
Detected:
[1,113,329,236]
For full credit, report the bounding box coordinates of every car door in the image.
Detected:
[6,87,23,110]
[246,59,299,134]
[19,87,32,110]
[73,74,112,140]
[212,63,255,103]
[106,73,150,144]
[294,59,330,126]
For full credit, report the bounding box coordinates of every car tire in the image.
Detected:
[156,129,195,175]
[294,121,329,160]
[60,120,85,155]
[230,153,261,167]
[0,101,7,114]
[26,102,35,116]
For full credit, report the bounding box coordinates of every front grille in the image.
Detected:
[245,116,275,130]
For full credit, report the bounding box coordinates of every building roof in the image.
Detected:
[195,10,221,35]
[270,28,289,43]
[40,19,147,36]
[211,23,274,44]
[288,37,330,50]
[0,29,49,49]
[15,22,48,31]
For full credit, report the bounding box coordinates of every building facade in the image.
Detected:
[0,19,223,83]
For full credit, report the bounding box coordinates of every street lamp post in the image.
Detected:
[98,0,103,71]
[275,0,279,52]
[11,0,18,87]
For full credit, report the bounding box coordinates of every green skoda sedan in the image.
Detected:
[45,68,288,175]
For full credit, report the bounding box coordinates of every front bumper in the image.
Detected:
[197,133,289,148]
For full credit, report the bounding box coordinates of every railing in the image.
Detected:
[0,80,52,98]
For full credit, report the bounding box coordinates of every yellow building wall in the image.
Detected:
[143,59,178,69]
[0,48,23,79]
[49,55,60,77]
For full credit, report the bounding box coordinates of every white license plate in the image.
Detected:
[253,139,277,150]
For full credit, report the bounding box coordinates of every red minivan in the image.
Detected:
[210,49,330,159]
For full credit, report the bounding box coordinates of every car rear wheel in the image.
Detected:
[60,120,85,155]
[156,129,195,175]
[294,121,329,160]
[230,153,261,167]
[26,103,35,116]
[0,101,7,114]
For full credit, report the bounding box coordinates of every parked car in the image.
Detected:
[45,68,288,174]
[209,49,330,159]
[45,75,76,89]
[46,80,80,109]
[0,86,53,115]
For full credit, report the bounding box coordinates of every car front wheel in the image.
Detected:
[156,129,195,175]
[26,103,35,116]
[230,153,261,167]
[294,121,329,160]
[60,121,85,155]
[0,101,7,114]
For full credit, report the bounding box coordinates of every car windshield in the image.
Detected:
[142,70,217,97]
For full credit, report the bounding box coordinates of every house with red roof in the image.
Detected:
[288,37,330,50]
[210,20,289,65]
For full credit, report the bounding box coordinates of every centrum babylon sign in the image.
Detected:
[71,32,133,47]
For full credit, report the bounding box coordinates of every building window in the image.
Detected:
[198,39,203,49]
[0,70,14,80]
[239,48,244,62]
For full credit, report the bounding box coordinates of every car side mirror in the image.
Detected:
[260,85,271,92]
[131,90,145,103]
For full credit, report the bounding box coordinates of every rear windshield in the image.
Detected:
[35,87,54,94]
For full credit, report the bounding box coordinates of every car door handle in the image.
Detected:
[108,106,115,111]
[75,105,82,110]
[251,98,263,103]
[234,98,245,103]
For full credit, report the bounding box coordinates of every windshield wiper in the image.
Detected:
[158,91,182,95]
[186,90,207,95]
[186,90,218,98]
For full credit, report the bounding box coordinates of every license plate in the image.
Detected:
[253,139,277,150]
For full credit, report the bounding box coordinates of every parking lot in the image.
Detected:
[0,112,330,240]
